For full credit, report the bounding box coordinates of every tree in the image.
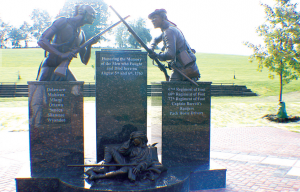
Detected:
[0,18,11,48]
[244,0,300,118]
[57,0,109,41]
[8,28,24,48]
[115,24,129,48]
[114,18,152,49]
[20,21,32,48]
[30,9,52,41]
[128,18,152,49]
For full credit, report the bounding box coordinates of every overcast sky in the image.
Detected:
[0,0,298,55]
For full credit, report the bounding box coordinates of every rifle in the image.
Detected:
[109,6,170,82]
[109,6,198,86]
[68,163,137,167]
[54,15,130,77]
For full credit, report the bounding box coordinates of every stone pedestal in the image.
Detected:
[161,81,211,167]
[95,50,147,161]
[16,81,85,191]
[156,81,226,190]
[28,81,84,174]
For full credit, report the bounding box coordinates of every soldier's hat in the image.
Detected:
[148,9,168,20]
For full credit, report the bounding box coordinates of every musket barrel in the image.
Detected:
[109,6,198,86]
[54,15,130,77]
[109,6,170,81]
[68,163,137,167]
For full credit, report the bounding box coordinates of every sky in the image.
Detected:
[0,0,297,55]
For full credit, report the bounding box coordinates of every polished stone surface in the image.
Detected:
[161,81,212,167]
[28,81,84,175]
[16,167,190,192]
[95,50,147,161]
[189,161,226,190]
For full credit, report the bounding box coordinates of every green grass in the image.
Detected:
[211,93,300,132]
[1,48,299,97]
[2,94,299,132]
[0,48,98,83]
[0,48,299,132]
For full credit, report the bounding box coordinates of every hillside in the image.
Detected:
[0,48,299,96]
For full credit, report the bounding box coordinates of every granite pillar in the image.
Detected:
[28,81,84,175]
[159,81,226,190]
[161,81,211,167]
[95,50,147,161]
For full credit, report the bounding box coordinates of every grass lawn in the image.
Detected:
[1,48,299,97]
[211,92,300,132]
[1,94,299,133]
[0,48,299,132]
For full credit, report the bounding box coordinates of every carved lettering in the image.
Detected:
[100,56,144,77]
[167,86,207,117]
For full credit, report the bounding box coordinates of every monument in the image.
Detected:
[95,49,148,162]
[16,4,226,192]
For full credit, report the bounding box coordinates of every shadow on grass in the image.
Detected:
[262,114,300,123]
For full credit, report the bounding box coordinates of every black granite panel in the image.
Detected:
[28,81,84,175]
[161,81,212,167]
[95,50,147,161]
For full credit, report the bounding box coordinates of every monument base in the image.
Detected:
[16,161,226,192]
[190,161,226,190]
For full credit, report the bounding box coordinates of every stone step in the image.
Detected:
[0,83,257,97]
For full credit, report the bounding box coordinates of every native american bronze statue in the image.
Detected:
[36,4,99,81]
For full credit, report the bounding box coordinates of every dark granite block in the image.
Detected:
[16,178,59,192]
[190,162,226,190]
[28,81,84,175]
[95,50,147,161]
[161,81,211,167]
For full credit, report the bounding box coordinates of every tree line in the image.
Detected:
[0,0,151,49]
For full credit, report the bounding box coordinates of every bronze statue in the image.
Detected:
[37,5,98,81]
[148,9,200,81]
[85,131,166,182]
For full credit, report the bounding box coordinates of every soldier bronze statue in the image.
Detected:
[148,9,200,82]
[84,131,166,182]
[37,4,98,81]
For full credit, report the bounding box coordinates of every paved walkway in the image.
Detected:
[0,103,299,192]
[196,127,300,192]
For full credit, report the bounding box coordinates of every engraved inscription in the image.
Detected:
[44,87,68,124]
[167,87,206,116]
[100,57,144,76]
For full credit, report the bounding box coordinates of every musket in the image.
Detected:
[68,163,137,167]
[54,15,130,77]
[109,6,170,82]
[109,6,199,86]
